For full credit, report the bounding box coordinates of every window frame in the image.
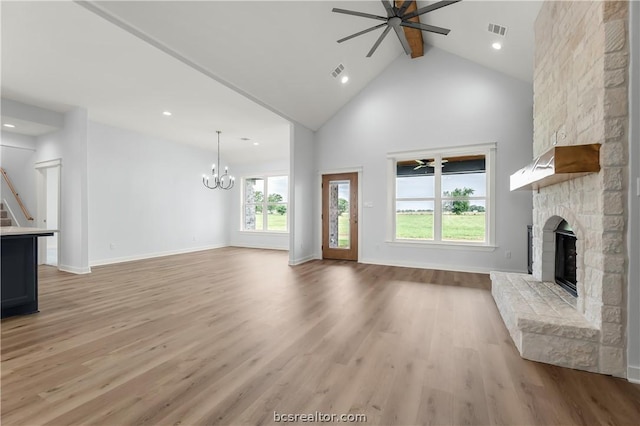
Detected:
[387,143,496,247]
[241,174,289,233]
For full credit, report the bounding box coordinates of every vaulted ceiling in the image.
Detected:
[1,1,542,164]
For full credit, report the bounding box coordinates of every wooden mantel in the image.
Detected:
[510,144,601,191]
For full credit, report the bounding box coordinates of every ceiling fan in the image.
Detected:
[414,159,448,170]
[333,0,461,57]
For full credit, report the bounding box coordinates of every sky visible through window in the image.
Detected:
[397,173,486,210]
[268,176,288,201]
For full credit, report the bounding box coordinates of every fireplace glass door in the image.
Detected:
[555,220,577,297]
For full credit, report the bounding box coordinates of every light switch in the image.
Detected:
[364,201,374,208]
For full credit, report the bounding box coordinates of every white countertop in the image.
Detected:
[1,226,58,236]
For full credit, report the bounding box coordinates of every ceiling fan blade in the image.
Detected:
[393,24,412,55]
[401,21,450,35]
[332,8,388,22]
[403,0,461,20]
[416,159,425,164]
[367,25,392,57]
[337,23,387,43]
[413,165,425,170]
[397,0,413,17]
[381,0,395,17]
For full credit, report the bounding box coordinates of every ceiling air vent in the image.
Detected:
[488,23,508,37]
[331,63,345,78]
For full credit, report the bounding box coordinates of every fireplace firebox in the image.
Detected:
[527,225,533,274]
[554,220,577,297]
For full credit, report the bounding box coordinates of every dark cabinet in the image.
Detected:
[1,231,52,318]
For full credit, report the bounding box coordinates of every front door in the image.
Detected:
[322,172,358,261]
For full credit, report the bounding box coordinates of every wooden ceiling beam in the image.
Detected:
[396,0,424,58]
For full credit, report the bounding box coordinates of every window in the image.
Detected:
[390,144,495,245]
[243,175,288,232]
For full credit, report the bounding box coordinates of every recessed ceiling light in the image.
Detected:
[3,124,16,128]
[253,142,259,146]
[492,42,502,50]
[162,111,172,116]
[341,75,349,84]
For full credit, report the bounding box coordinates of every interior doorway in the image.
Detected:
[35,160,61,266]
[322,172,358,261]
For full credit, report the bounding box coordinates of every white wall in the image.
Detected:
[35,107,90,274]
[229,158,290,251]
[315,47,533,273]
[87,122,229,265]
[0,132,37,226]
[627,0,640,384]
[63,108,89,273]
[289,122,316,265]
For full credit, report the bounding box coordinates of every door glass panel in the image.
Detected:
[328,180,350,249]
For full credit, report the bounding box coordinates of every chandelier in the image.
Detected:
[202,130,235,190]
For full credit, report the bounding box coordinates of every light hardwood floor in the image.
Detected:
[2,247,640,425]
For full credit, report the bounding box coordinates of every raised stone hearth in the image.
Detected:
[491,272,600,371]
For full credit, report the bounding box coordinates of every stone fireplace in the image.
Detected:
[491,0,629,377]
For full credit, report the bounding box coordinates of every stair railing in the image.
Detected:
[0,167,34,222]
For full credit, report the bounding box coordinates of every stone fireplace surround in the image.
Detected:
[491,0,629,378]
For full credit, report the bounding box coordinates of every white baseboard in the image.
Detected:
[89,244,227,267]
[58,264,92,274]
[628,366,640,384]
[289,254,316,266]
[359,257,526,275]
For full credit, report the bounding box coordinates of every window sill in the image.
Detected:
[239,230,289,235]
[386,240,497,251]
